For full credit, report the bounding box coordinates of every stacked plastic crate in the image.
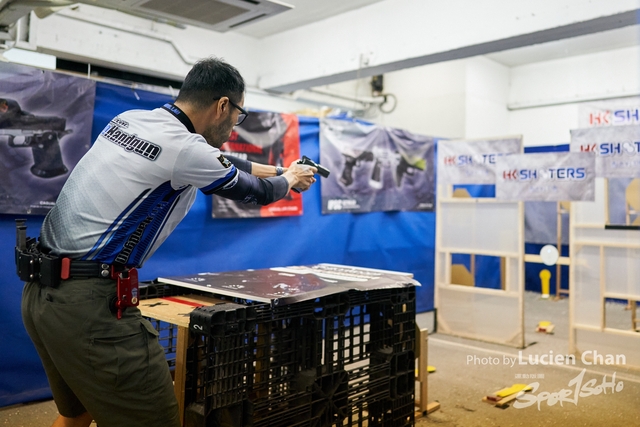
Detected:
[183,302,257,427]
[183,287,416,427]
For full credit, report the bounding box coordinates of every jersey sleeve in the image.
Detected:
[224,154,252,174]
[172,138,290,205]
[172,139,237,192]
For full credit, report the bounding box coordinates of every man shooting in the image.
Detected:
[20,57,316,427]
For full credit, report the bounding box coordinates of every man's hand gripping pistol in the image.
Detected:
[292,155,330,193]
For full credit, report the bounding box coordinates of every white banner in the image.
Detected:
[578,98,640,128]
[496,152,595,201]
[437,137,522,184]
[319,119,436,213]
[570,125,640,178]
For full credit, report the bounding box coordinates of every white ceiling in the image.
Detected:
[234,0,387,39]
[486,24,640,67]
[235,0,640,67]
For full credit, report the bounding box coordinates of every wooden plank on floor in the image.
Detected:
[415,401,440,418]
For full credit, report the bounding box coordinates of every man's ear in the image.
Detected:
[217,97,229,115]
[207,97,227,122]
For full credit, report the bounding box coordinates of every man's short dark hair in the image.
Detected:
[177,57,245,108]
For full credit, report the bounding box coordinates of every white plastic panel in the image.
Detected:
[574,227,640,246]
[437,252,446,284]
[573,246,601,328]
[573,178,606,225]
[439,202,519,254]
[506,256,519,293]
[575,328,640,370]
[438,286,522,347]
[604,247,640,296]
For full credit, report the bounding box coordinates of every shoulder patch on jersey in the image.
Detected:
[218,154,232,169]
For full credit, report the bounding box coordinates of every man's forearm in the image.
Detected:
[250,162,283,178]
[210,170,290,205]
[224,155,283,178]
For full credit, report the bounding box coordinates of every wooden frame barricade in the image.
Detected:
[435,182,525,348]
[569,177,640,369]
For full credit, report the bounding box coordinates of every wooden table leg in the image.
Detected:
[418,328,428,413]
[174,325,189,426]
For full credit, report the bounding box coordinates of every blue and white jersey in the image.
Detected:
[41,107,238,267]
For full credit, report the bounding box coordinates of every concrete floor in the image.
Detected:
[415,292,640,426]
[2,292,639,427]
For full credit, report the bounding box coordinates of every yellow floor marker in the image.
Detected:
[493,384,533,398]
[536,320,555,333]
[484,384,533,407]
[539,269,551,299]
[415,366,436,377]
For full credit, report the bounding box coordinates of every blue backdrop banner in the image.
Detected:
[0,81,436,407]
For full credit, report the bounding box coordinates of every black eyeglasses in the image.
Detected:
[228,99,248,126]
[213,97,248,126]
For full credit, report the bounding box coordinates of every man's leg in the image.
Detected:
[24,278,179,427]
[39,278,180,427]
[51,412,93,427]
[22,281,91,422]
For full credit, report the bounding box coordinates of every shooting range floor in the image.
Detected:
[415,291,640,426]
[2,292,639,427]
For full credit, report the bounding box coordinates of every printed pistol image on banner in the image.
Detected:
[212,111,303,218]
[0,63,95,216]
[319,118,436,214]
[0,98,72,178]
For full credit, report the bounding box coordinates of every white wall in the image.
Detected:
[508,46,640,109]
[507,45,640,146]
[317,44,640,147]
[256,0,640,92]
[12,5,640,140]
[509,104,579,147]
[244,89,322,114]
[314,57,509,141]
[305,61,469,138]
[464,57,511,139]
[369,60,468,139]
[23,1,640,93]
[30,5,262,84]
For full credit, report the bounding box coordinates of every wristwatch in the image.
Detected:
[275,166,284,176]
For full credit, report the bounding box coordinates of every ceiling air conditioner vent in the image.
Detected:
[121,0,293,32]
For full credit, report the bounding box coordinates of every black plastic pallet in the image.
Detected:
[166,286,416,427]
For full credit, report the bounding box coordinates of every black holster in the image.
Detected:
[14,219,61,287]
[15,247,61,287]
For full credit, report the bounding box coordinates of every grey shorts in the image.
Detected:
[21,277,180,427]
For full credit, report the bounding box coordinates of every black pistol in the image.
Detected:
[340,151,374,186]
[0,98,72,178]
[298,155,330,178]
[292,155,330,193]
